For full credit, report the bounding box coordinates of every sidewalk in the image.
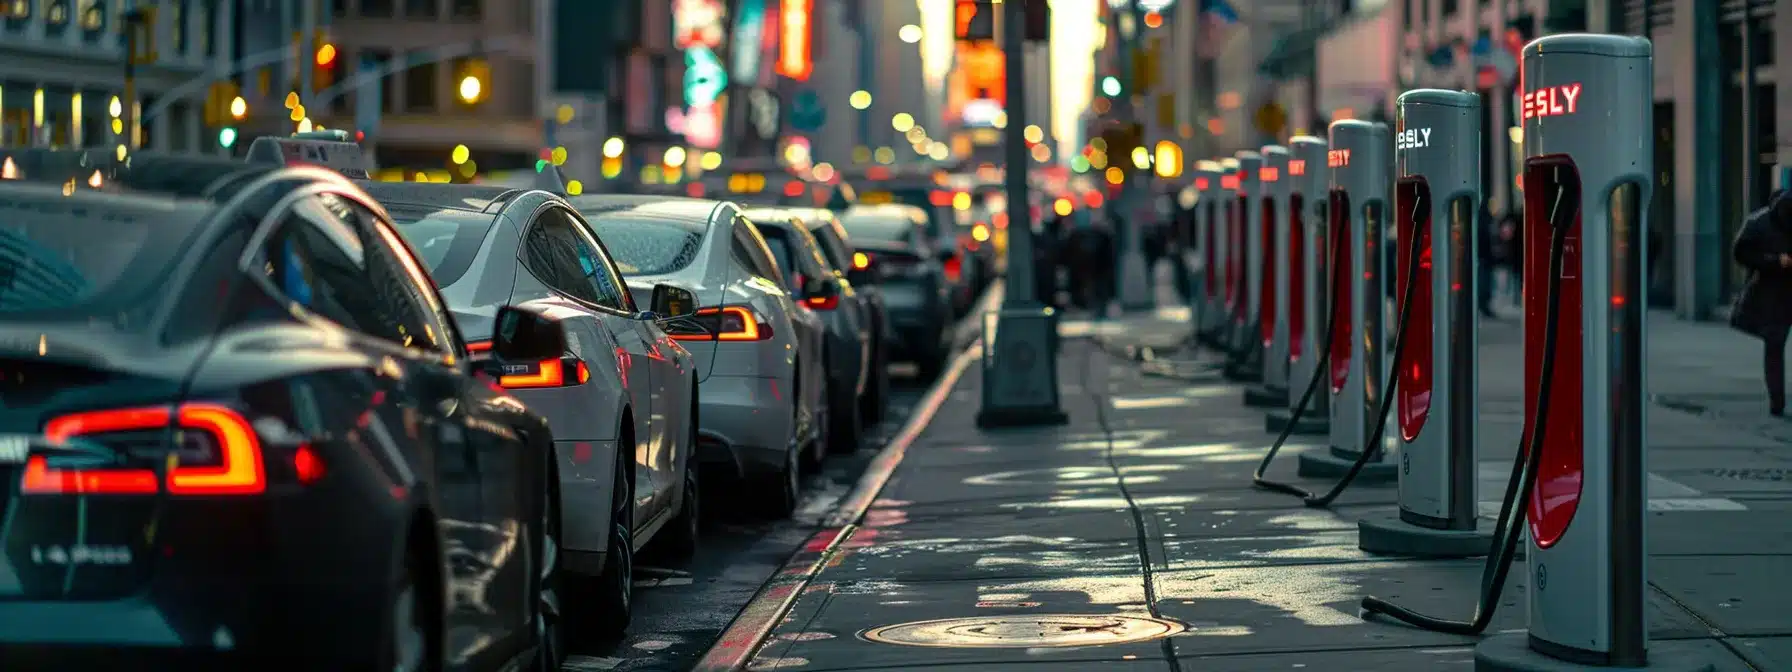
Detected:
[709,306,1792,671]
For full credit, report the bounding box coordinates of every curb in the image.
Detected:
[690,304,992,671]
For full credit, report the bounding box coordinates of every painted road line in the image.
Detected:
[688,343,983,672]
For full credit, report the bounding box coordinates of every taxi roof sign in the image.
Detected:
[533,163,567,194]
[246,136,371,179]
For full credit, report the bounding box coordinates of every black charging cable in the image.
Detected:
[1359,177,1574,634]
[1254,197,1425,509]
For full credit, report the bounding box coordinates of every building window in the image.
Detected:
[404,0,434,18]
[45,0,68,36]
[171,0,188,55]
[450,0,477,21]
[404,58,437,112]
[198,0,215,58]
[77,0,100,31]
[361,0,392,17]
[6,0,29,19]
[363,48,395,115]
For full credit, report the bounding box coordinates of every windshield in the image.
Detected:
[586,215,706,275]
[810,225,851,270]
[839,214,916,245]
[387,206,494,287]
[0,193,201,314]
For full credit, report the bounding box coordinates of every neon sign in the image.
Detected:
[1260,167,1280,182]
[1395,128,1432,150]
[1195,177,1210,190]
[673,0,726,50]
[1289,159,1306,176]
[775,0,814,81]
[1521,82,1582,120]
[1220,174,1240,190]
[1327,149,1351,168]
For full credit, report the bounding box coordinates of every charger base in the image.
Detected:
[1475,633,1720,672]
[1265,410,1328,435]
[1243,384,1286,408]
[1297,449,1398,481]
[1356,509,1494,558]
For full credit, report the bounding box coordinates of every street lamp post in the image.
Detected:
[121,8,147,150]
[976,0,1067,429]
[1113,0,1155,311]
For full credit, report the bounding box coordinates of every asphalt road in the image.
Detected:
[560,371,934,672]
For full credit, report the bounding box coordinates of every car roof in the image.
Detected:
[843,202,928,222]
[356,181,522,213]
[568,194,726,222]
[739,207,798,229]
[1,148,284,200]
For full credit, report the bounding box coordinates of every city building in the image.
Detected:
[1,0,235,154]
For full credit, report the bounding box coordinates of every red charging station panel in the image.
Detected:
[1328,190,1352,394]
[1289,194,1306,359]
[1232,195,1247,321]
[1260,198,1278,346]
[1226,199,1239,312]
[1204,202,1218,299]
[1395,178,1434,442]
[1522,155,1584,549]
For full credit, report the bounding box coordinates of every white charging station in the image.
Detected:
[1298,120,1397,482]
[1475,33,1717,672]
[1266,136,1332,436]
[1246,145,1292,408]
[1225,150,1263,381]
[1356,89,1494,558]
[1193,161,1228,345]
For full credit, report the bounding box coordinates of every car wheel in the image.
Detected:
[384,544,434,672]
[531,462,565,672]
[593,451,634,636]
[829,388,862,454]
[759,408,801,519]
[661,402,700,562]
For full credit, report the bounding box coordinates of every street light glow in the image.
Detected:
[229,96,247,119]
[849,90,872,110]
[664,146,688,168]
[1023,125,1044,144]
[898,24,923,43]
[457,75,483,103]
[1101,76,1122,97]
[603,137,626,158]
[891,113,915,133]
[451,144,470,164]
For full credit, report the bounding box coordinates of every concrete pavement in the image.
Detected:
[707,305,1792,671]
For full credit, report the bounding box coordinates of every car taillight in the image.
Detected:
[22,403,267,496]
[465,340,590,388]
[852,252,872,270]
[943,256,963,282]
[806,295,840,310]
[667,305,774,341]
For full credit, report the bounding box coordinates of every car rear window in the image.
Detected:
[0,191,204,314]
[759,230,801,291]
[386,206,494,287]
[586,215,706,275]
[838,213,916,245]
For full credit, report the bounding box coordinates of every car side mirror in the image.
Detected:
[803,274,838,299]
[651,283,698,318]
[491,305,567,362]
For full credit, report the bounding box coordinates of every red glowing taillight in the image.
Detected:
[465,340,591,388]
[23,404,268,496]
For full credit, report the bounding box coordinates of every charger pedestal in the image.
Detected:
[1297,445,1398,481]
[977,308,1069,429]
[1266,409,1328,435]
[1357,509,1493,557]
[1475,634,1717,672]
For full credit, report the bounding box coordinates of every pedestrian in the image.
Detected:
[1035,213,1063,311]
[1729,189,1792,417]
[1500,210,1523,305]
[1477,199,1498,318]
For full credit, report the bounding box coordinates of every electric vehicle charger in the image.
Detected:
[1358,180,1575,635]
[1253,195,1426,508]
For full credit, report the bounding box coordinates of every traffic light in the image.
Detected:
[314,34,339,92]
[218,127,238,149]
[202,80,241,127]
[456,58,490,104]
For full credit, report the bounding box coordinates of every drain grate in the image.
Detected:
[1699,468,1790,482]
[861,614,1184,648]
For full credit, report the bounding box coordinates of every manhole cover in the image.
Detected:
[1699,468,1790,482]
[861,614,1184,648]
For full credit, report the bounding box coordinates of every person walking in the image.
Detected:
[1500,209,1523,306]
[1730,189,1792,417]
[1477,200,1498,318]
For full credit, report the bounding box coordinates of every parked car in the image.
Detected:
[785,207,892,426]
[0,148,563,670]
[838,203,954,378]
[742,208,875,451]
[360,181,702,638]
[570,195,828,518]
[840,174,980,315]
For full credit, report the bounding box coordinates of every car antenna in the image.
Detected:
[534,162,567,195]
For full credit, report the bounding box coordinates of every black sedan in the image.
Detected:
[0,149,565,671]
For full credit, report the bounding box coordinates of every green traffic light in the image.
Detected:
[1100,76,1122,97]
[218,127,238,148]
[536,159,550,173]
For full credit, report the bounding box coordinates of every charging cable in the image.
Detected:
[1359,174,1574,633]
